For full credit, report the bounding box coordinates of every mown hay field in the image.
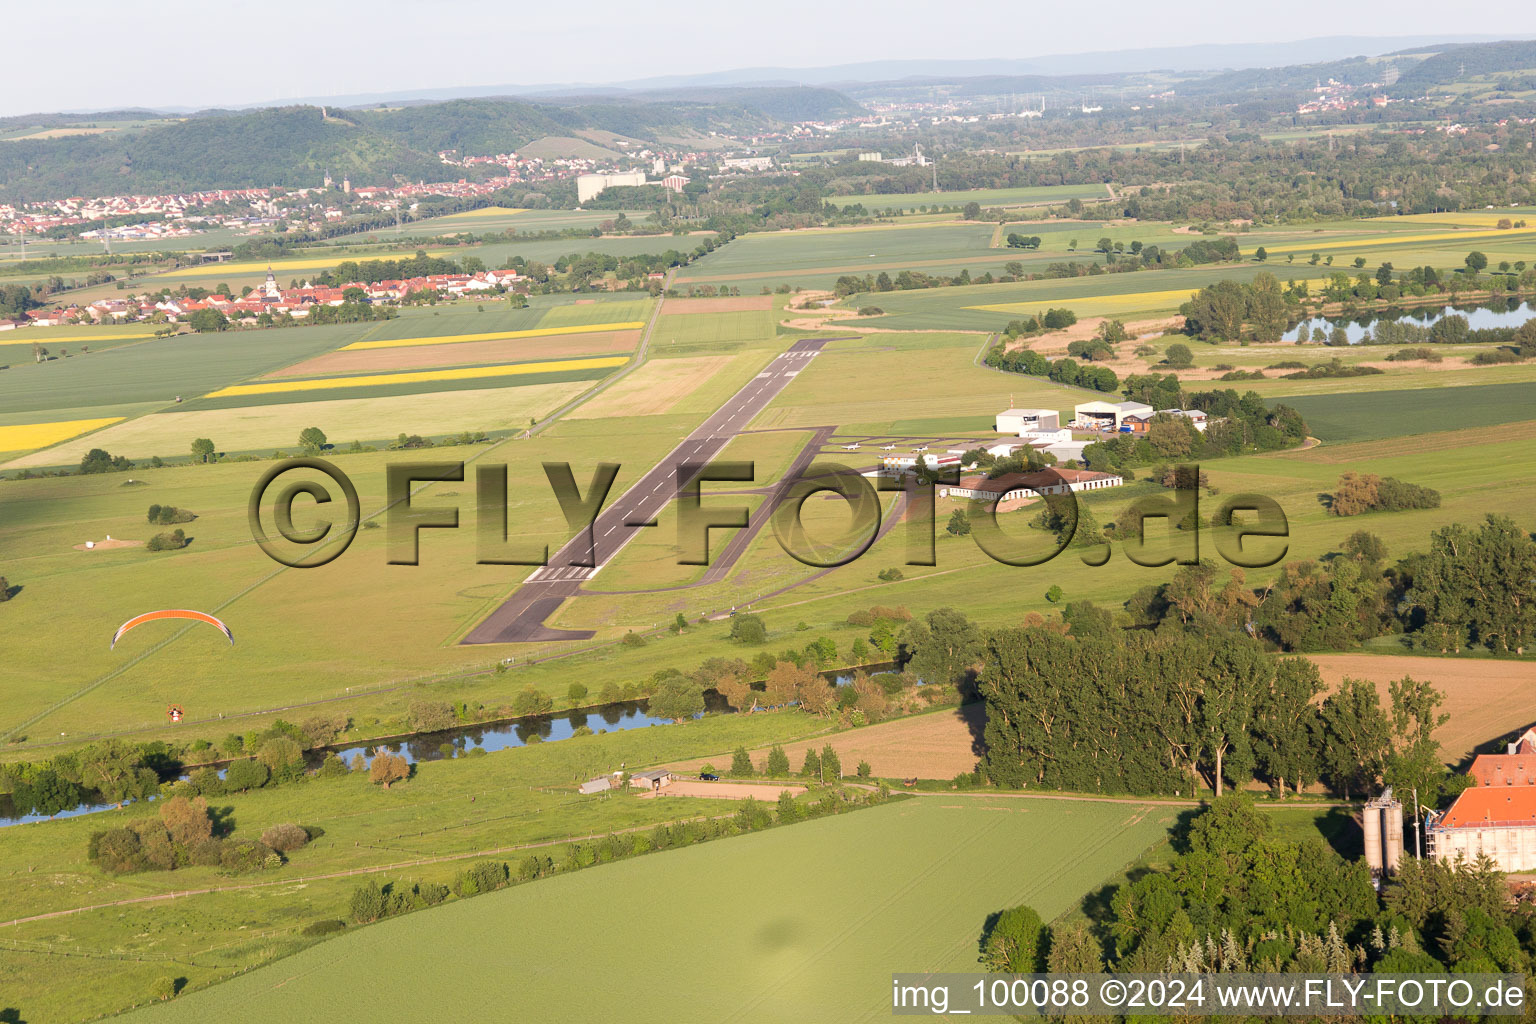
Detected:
[969,286,1201,318]
[338,320,645,352]
[202,355,629,399]
[566,354,736,419]
[121,797,1179,1024]
[268,329,640,377]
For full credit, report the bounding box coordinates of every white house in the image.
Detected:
[1159,409,1209,432]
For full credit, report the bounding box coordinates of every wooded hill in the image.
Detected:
[0,88,863,201]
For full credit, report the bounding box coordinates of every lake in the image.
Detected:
[1283,299,1536,343]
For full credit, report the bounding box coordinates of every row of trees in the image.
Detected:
[977,626,1457,801]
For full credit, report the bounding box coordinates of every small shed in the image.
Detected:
[631,769,673,791]
[578,777,612,795]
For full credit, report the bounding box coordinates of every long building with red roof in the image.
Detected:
[1427,727,1536,870]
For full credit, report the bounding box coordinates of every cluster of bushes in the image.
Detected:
[1278,358,1385,380]
[349,877,452,924]
[1384,346,1442,362]
[146,503,195,525]
[78,448,134,475]
[1330,472,1442,517]
[145,528,189,551]
[87,794,313,875]
[1470,348,1526,365]
[1180,274,1300,342]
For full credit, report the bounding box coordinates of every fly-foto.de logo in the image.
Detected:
[247,457,1290,571]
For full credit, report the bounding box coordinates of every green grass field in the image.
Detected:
[0,711,831,1023]
[1276,381,1536,441]
[117,797,1181,1024]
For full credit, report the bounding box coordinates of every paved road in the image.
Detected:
[462,337,835,644]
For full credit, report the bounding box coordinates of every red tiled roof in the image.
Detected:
[1469,754,1536,788]
[1440,786,1536,829]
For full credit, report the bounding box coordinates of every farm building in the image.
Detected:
[1072,400,1153,430]
[940,467,1122,509]
[1426,787,1536,871]
[631,769,674,791]
[578,777,612,795]
[995,408,1061,434]
[1466,728,1536,786]
[1425,729,1536,871]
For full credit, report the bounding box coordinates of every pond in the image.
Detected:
[1282,299,1536,344]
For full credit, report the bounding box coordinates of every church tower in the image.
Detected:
[263,267,280,299]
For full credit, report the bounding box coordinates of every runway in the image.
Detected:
[461,338,835,644]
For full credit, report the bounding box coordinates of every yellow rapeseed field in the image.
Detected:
[0,417,124,452]
[203,355,629,398]
[339,322,647,351]
[431,207,529,221]
[0,331,156,345]
[968,287,1200,317]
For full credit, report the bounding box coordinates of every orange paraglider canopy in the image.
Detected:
[111,610,234,649]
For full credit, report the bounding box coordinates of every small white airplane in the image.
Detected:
[913,445,929,452]
[841,443,861,451]
[880,444,896,451]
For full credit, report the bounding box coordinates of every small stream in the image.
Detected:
[0,664,904,828]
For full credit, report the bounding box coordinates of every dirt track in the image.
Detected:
[644,780,806,800]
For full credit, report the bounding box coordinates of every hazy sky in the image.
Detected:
[8,0,1536,117]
